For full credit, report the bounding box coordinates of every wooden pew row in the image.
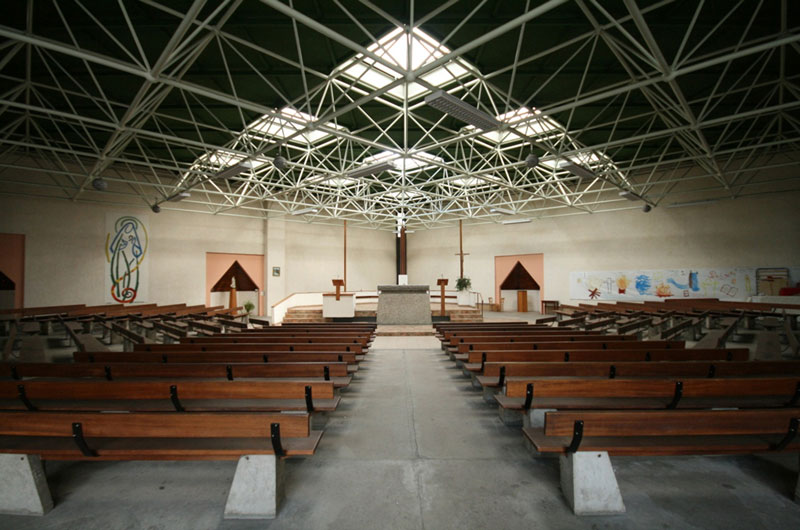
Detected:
[0,361,352,387]
[184,334,372,347]
[74,351,360,369]
[437,322,552,337]
[450,335,639,354]
[1,380,340,413]
[135,342,366,355]
[454,340,686,358]
[495,376,800,425]
[522,408,800,514]
[460,348,750,374]
[0,410,321,517]
[477,360,800,391]
[443,329,605,346]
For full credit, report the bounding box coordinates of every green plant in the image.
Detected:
[456,277,471,291]
[243,300,255,314]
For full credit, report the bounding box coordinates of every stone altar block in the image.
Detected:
[377,285,432,325]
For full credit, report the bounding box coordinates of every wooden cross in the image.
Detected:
[454,220,470,278]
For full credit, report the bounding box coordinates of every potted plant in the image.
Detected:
[243,300,255,324]
[456,277,472,306]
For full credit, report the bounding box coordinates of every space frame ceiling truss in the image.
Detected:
[0,0,797,230]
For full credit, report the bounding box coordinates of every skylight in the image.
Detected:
[467,106,561,144]
[540,152,604,170]
[336,28,472,101]
[248,107,346,145]
[360,150,443,174]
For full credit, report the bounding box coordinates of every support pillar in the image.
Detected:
[0,454,53,515]
[560,451,625,515]
[224,455,285,519]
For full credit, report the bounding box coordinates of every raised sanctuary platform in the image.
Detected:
[376,284,432,325]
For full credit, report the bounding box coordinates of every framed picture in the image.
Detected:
[272,266,281,277]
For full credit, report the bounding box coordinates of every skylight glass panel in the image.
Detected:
[337,28,473,101]
[247,107,345,145]
[449,174,501,187]
[467,106,561,144]
[384,190,423,199]
[360,150,442,173]
[540,152,604,170]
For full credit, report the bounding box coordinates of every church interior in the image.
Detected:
[1,1,800,528]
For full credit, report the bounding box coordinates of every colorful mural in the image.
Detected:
[105,214,149,303]
[570,268,754,301]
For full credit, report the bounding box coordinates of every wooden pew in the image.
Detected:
[74,351,359,368]
[135,342,365,355]
[2,380,339,412]
[522,408,800,514]
[496,376,800,425]
[0,410,320,517]
[0,361,352,387]
[186,335,371,347]
[456,339,685,357]
[462,348,750,373]
[478,360,800,390]
[452,335,637,354]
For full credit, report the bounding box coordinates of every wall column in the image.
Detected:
[264,216,286,318]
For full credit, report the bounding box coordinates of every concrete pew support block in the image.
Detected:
[224,455,285,519]
[0,454,54,515]
[796,454,800,503]
[560,452,625,515]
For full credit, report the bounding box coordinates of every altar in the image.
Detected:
[376,284,432,325]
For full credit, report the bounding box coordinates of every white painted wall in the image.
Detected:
[4,191,797,310]
[282,221,395,295]
[408,192,800,305]
[0,196,263,307]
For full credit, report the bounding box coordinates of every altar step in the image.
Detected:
[281,305,483,324]
[447,308,483,322]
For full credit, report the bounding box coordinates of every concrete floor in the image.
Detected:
[2,334,800,529]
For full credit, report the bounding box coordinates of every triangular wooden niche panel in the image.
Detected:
[211,261,258,292]
[0,270,15,290]
[500,261,540,290]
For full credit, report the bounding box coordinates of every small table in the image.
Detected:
[541,300,560,315]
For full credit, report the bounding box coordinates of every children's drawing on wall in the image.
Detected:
[105,214,149,304]
[570,268,754,301]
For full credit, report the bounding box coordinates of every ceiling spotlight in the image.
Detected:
[91,177,108,191]
[525,153,539,168]
[151,204,161,213]
[273,156,288,171]
[642,204,652,213]
[489,207,516,215]
[168,191,191,202]
[345,161,394,179]
[424,90,500,131]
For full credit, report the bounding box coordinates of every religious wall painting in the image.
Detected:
[105,214,149,304]
[570,267,755,301]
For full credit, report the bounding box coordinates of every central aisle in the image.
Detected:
[254,334,572,529]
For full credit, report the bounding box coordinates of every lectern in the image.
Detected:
[332,279,345,301]
[436,278,448,317]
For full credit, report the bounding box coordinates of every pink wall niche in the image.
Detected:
[494,253,544,310]
[206,253,264,315]
[0,233,25,308]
